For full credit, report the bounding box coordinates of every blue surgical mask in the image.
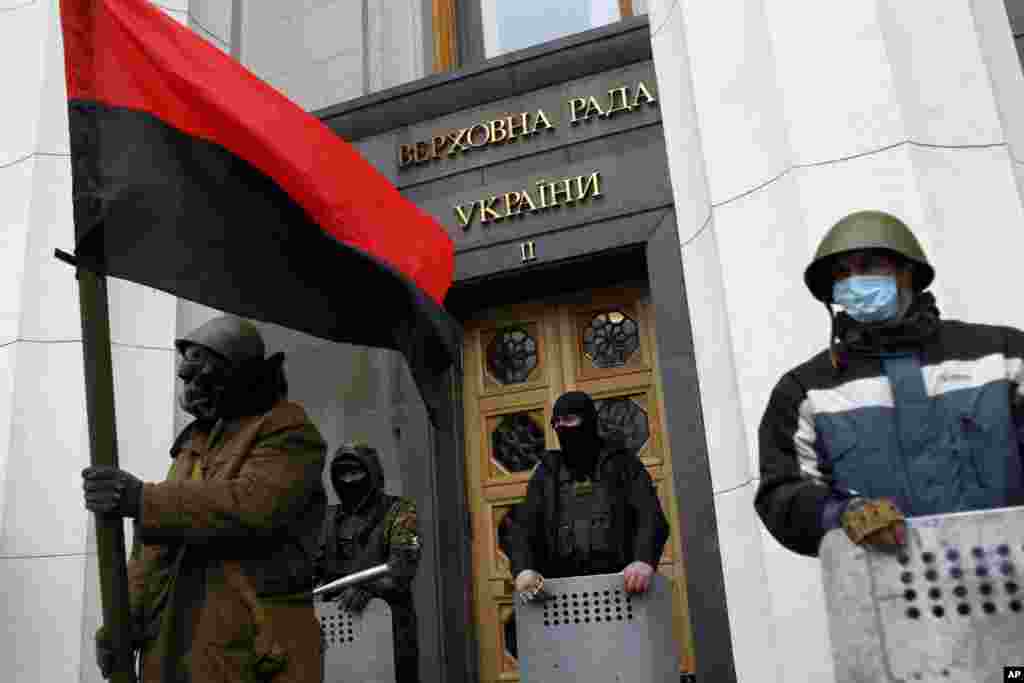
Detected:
[832,275,900,323]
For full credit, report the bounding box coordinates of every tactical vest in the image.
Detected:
[554,463,629,575]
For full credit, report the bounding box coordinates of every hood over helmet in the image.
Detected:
[323,443,385,508]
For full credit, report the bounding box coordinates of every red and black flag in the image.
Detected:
[59,0,459,427]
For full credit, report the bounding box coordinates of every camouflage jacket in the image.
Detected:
[316,445,421,683]
[316,445,420,604]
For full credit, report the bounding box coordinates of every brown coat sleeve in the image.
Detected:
[139,402,326,539]
[125,460,181,631]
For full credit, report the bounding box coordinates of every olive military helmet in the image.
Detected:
[804,210,934,303]
[174,315,265,364]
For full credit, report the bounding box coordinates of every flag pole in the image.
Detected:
[69,252,137,683]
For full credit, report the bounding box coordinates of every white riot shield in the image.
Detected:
[316,597,395,683]
[820,505,1024,683]
[514,572,679,683]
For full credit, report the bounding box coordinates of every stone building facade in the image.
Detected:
[3,2,1024,681]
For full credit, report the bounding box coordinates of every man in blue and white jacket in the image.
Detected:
[755,210,1024,556]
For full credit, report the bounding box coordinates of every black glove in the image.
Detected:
[95,633,114,679]
[338,587,373,613]
[83,466,143,518]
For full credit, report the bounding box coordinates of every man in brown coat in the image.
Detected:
[83,316,327,683]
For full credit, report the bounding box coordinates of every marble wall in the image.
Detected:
[239,0,429,112]
[0,3,184,682]
[649,0,1024,681]
[4,1,1024,681]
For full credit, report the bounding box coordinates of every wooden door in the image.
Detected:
[462,285,695,682]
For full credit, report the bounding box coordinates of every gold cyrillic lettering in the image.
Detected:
[519,188,539,212]
[548,178,574,206]
[632,81,657,107]
[536,180,549,209]
[399,144,416,167]
[520,240,537,263]
[415,141,432,163]
[454,203,476,228]
[447,128,470,156]
[468,123,491,148]
[479,196,501,223]
[568,97,588,124]
[431,135,449,159]
[453,171,606,225]
[575,171,603,200]
[532,109,555,133]
[507,113,528,140]
[605,86,633,117]
[503,191,523,216]
[489,119,508,144]
[583,96,606,120]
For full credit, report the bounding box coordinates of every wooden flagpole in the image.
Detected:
[66,251,137,683]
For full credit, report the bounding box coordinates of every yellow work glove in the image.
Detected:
[841,498,906,550]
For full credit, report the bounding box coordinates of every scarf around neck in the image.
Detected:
[831,291,941,365]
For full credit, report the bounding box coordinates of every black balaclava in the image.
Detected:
[552,391,602,481]
[331,455,373,513]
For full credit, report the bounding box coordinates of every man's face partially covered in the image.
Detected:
[331,457,370,507]
[830,249,915,323]
[551,391,601,477]
[177,344,232,420]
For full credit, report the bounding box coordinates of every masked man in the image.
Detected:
[500,390,670,602]
[316,443,421,683]
[83,315,327,682]
[756,211,1024,556]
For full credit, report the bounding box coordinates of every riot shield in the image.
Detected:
[514,572,678,683]
[316,597,396,683]
[821,505,1024,683]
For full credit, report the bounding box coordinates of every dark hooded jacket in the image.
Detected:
[500,440,670,580]
[316,445,420,683]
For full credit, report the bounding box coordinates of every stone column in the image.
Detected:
[367,0,428,93]
[0,3,199,681]
[0,6,91,678]
[649,0,1024,681]
[238,0,367,111]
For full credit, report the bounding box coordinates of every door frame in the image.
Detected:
[319,16,737,682]
[433,215,736,683]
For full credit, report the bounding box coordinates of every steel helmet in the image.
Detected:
[174,315,265,364]
[804,210,934,303]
